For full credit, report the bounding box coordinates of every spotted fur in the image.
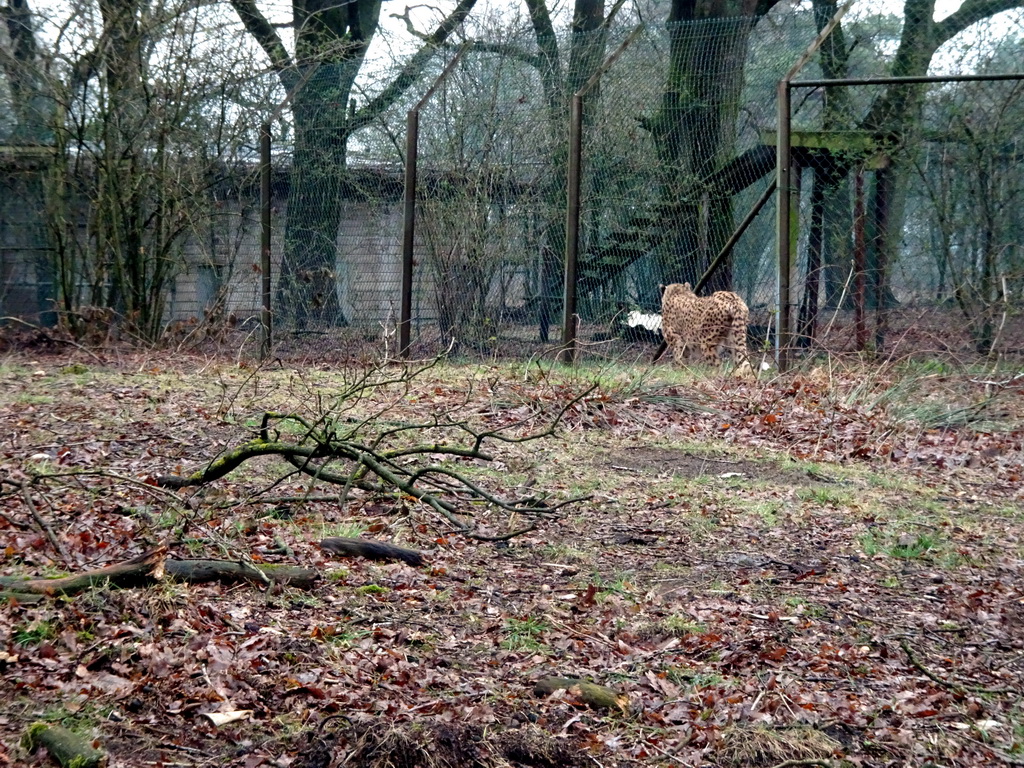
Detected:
[660,282,749,365]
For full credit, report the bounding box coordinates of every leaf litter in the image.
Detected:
[0,350,1021,767]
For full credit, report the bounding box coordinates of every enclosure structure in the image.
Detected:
[0,5,1022,363]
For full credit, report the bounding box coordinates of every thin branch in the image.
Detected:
[900,638,1017,696]
[935,0,1024,46]
[19,483,71,565]
[227,0,297,91]
[350,0,480,133]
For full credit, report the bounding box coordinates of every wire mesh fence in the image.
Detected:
[1,4,1022,364]
[784,24,1024,360]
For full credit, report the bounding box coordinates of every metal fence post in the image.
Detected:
[775,80,792,371]
[400,109,418,358]
[560,24,645,364]
[775,0,853,371]
[560,93,584,364]
[400,44,468,359]
[260,122,272,362]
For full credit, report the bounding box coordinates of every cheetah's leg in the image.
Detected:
[700,338,719,365]
[662,328,683,366]
[672,339,691,367]
[730,315,749,364]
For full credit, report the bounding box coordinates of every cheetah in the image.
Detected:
[660,282,749,366]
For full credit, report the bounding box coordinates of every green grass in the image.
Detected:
[537,543,592,563]
[797,486,853,506]
[661,615,707,637]
[665,666,727,688]
[319,521,367,539]
[860,529,942,560]
[594,571,637,600]
[748,501,782,527]
[355,584,388,595]
[501,616,549,652]
[14,620,57,647]
[783,597,828,618]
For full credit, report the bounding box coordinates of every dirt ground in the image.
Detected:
[0,343,1022,768]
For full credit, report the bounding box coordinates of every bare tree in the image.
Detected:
[227,0,479,331]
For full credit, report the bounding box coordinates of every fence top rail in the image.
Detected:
[791,72,1024,88]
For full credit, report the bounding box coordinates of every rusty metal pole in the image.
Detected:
[873,166,891,354]
[560,93,584,364]
[774,0,853,371]
[400,109,418,358]
[260,122,272,362]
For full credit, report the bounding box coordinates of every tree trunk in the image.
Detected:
[648,16,754,296]
[277,68,352,329]
[231,0,478,332]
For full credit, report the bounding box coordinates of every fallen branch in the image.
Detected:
[0,548,320,598]
[320,537,424,567]
[19,482,71,565]
[150,361,596,539]
[165,559,318,588]
[900,638,1016,696]
[0,547,167,596]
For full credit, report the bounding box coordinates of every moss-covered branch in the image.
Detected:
[151,376,597,538]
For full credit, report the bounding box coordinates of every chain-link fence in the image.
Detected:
[1,5,1021,363]
[395,13,820,361]
[780,8,1024,361]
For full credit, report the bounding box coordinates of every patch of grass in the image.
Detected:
[315,625,370,648]
[660,614,707,637]
[665,666,726,688]
[39,700,111,731]
[783,597,828,618]
[277,592,323,610]
[319,521,366,539]
[748,500,782,527]
[14,620,57,647]
[501,616,549,652]
[594,571,637,599]
[683,513,721,540]
[861,529,944,561]
[355,584,389,595]
[797,486,853,506]
[182,537,206,556]
[888,532,939,559]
